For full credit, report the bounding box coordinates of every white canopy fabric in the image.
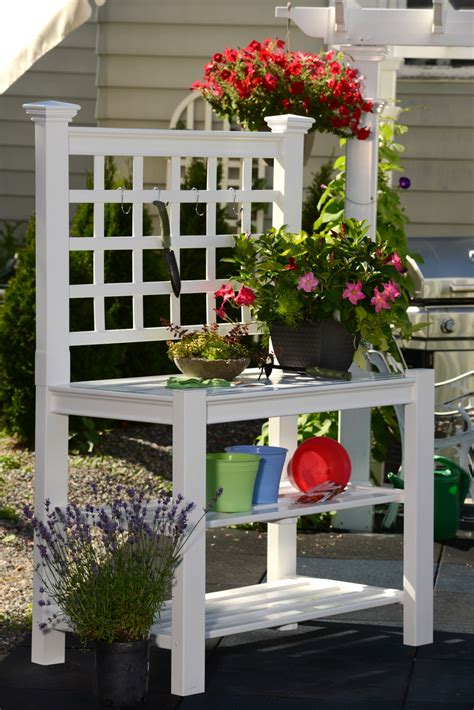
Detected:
[0,0,106,94]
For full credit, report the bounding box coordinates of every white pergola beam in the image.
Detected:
[275,2,474,47]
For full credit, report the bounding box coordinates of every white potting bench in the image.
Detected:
[25,100,434,697]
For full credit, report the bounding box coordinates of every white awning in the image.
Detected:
[0,0,106,94]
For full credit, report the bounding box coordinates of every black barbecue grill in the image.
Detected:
[402,236,474,383]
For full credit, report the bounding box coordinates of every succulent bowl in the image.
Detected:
[174,357,249,381]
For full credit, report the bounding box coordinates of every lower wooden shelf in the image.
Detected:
[151,576,403,649]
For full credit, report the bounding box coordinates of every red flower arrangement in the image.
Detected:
[193,38,372,140]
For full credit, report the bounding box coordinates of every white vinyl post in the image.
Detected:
[336,48,385,531]
[403,369,434,646]
[264,115,313,589]
[23,100,80,665]
[344,45,386,240]
[171,389,207,696]
[265,113,315,231]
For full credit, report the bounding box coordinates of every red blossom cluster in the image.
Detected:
[193,38,372,140]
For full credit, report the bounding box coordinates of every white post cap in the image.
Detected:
[23,100,81,122]
[264,114,315,134]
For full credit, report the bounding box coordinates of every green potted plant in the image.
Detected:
[216,218,421,373]
[166,321,251,381]
[23,480,211,707]
[192,38,373,144]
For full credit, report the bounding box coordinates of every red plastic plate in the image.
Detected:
[287,436,352,492]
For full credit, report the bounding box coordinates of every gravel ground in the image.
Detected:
[0,419,265,660]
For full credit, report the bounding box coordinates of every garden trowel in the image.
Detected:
[153,200,181,298]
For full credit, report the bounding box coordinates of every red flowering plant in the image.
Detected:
[217,219,421,360]
[193,38,372,140]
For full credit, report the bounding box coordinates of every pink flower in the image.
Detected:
[297,272,319,293]
[370,288,391,313]
[234,285,256,306]
[342,280,366,305]
[214,283,235,302]
[382,281,401,302]
[214,305,227,319]
[385,252,403,272]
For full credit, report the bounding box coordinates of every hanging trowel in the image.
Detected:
[153,200,181,298]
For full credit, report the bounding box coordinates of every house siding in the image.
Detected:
[0,1,472,240]
[397,79,474,237]
[0,21,98,232]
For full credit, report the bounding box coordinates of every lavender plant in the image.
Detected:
[23,480,216,644]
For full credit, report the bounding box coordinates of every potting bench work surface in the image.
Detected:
[1,522,473,709]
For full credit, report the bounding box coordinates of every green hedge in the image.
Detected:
[0,159,173,447]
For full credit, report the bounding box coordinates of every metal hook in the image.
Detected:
[192,187,206,217]
[228,187,240,217]
[118,187,131,215]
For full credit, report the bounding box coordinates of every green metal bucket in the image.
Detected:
[206,453,261,513]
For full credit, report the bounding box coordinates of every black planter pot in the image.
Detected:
[270,319,358,372]
[95,639,150,708]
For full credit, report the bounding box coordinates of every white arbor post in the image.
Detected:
[23,101,80,664]
[344,45,386,240]
[335,47,386,531]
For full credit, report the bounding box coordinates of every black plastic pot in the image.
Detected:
[95,639,150,708]
[270,319,358,372]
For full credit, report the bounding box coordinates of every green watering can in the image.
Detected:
[387,455,471,542]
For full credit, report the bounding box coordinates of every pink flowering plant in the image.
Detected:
[217,219,419,355]
[193,38,373,140]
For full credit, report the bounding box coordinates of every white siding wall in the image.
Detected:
[95,0,327,190]
[1,1,472,238]
[0,20,98,232]
[397,78,474,237]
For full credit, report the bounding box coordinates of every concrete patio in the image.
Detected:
[1,503,473,709]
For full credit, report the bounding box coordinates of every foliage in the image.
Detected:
[0,220,23,282]
[0,215,36,444]
[221,218,418,356]
[0,159,170,448]
[24,480,201,644]
[301,159,334,235]
[193,39,373,140]
[179,158,230,241]
[166,323,249,361]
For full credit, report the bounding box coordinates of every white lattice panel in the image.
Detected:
[64,118,312,347]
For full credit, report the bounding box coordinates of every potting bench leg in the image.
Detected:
[32,391,69,665]
[267,415,298,581]
[171,390,207,696]
[403,369,434,646]
[333,409,373,532]
[267,416,298,628]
